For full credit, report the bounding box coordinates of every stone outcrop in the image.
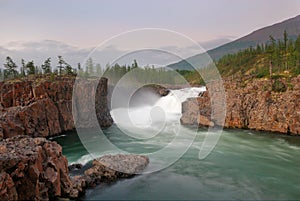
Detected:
[0,135,84,201]
[83,154,149,188]
[0,136,149,200]
[0,76,113,139]
[181,76,300,135]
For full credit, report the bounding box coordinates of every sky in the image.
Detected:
[1,0,300,47]
[0,0,300,67]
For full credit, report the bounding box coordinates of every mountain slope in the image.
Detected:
[169,15,300,70]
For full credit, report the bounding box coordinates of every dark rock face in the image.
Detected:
[0,76,113,139]
[181,77,300,135]
[73,78,113,129]
[0,136,83,201]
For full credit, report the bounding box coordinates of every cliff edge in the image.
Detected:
[0,76,113,139]
[181,76,300,135]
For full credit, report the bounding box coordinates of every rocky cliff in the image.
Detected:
[0,135,82,200]
[0,76,113,139]
[181,76,300,135]
[0,136,149,200]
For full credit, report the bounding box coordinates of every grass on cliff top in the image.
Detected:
[0,74,106,85]
[179,53,300,86]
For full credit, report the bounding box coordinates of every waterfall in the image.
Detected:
[111,87,206,128]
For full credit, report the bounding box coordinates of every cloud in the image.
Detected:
[0,40,194,69]
[0,40,101,69]
[0,38,232,70]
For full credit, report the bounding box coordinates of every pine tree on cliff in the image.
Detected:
[283,30,288,70]
[0,68,3,80]
[26,61,36,75]
[295,35,300,69]
[41,58,52,74]
[268,35,276,62]
[131,59,138,69]
[86,57,94,76]
[20,59,26,77]
[57,56,65,75]
[77,63,84,76]
[3,56,18,79]
[65,64,74,75]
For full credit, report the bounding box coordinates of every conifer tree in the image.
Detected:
[4,56,18,79]
[41,58,52,74]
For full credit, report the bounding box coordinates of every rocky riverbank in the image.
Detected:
[0,76,113,139]
[0,136,79,200]
[181,76,300,135]
[0,135,149,201]
[0,75,151,200]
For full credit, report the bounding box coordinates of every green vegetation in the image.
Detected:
[1,55,186,86]
[272,79,287,92]
[3,56,18,79]
[217,32,300,78]
[41,58,52,74]
[175,70,205,85]
[175,32,300,85]
[102,61,186,85]
[0,55,81,81]
[2,31,299,86]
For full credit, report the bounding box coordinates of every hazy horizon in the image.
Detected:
[1,0,300,47]
[1,0,300,67]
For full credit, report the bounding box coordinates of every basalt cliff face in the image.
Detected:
[181,76,300,135]
[0,76,113,139]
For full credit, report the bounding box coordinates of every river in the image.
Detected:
[53,87,300,200]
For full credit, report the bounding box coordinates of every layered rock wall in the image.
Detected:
[0,76,113,139]
[0,136,82,200]
[181,76,300,135]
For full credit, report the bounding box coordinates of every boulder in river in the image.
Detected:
[84,154,149,187]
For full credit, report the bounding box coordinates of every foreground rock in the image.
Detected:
[0,136,149,200]
[0,135,83,201]
[181,76,300,135]
[83,154,149,188]
[0,76,113,139]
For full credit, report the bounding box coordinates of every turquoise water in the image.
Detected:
[54,125,300,200]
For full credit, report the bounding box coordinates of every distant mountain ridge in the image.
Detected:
[169,15,300,70]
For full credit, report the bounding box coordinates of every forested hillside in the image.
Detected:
[169,15,300,70]
[178,32,300,85]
